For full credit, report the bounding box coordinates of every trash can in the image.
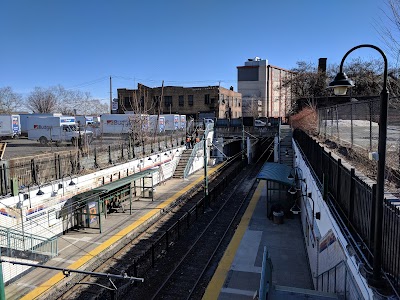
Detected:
[273,211,284,224]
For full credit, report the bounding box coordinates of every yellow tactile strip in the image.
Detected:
[21,166,224,300]
[202,181,263,300]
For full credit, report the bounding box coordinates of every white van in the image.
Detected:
[255,120,267,127]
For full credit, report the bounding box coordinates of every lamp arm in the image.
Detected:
[339,44,388,90]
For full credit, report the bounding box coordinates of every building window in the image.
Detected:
[164,96,172,107]
[204,94,210,104]
[178,95,184,107]
[188,95,194,106]
[124,97,131,108]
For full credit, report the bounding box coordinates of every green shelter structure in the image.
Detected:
[257,162,296,219]
[59,168,159,234]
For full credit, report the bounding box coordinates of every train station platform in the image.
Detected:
[4,167,215,300]
[203,181,338,300]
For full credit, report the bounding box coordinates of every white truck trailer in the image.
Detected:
[76,115,94,126]
[100,114,149,135]
[20,113,63,136]
[27,116,92,145]
[161,114,180,131]
[180,115,186,130]
[149,115,165,133]
[0,115,21,138]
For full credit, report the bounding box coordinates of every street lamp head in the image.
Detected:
[328,72,354,95]
[288,186,297,195]
[290,203,301,215]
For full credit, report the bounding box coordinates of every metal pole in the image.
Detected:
[373,83,389,283]
[337,44,388,285]
[203,121,208,201]
[110,76,112,113]
[242,124,245,161]
[0,259,144,282]
[0,260,5,300]
[18,193,25,251]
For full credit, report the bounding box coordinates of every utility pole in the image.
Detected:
[109,76,112,113]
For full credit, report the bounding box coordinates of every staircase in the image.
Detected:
[172,149,192,179]
[279,125,293,167]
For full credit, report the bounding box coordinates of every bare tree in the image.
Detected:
[79,99,108,115]
[26,87,57,113]
[242,96,262,118]
[25,85,109,115]
[281,61,328,113]
[376,0,400,61]
[53,85,93,115]
[0,86,24,113]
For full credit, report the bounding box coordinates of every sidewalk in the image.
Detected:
[4,169,208,300]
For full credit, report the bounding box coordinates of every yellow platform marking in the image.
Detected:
[202,181,263,300]
[21,164,225,300]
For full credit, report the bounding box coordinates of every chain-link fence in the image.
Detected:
[318,96,400,171]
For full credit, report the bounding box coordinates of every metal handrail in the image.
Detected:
[0,225,58,257]
[315,260,367,299]
[183,123,213,179]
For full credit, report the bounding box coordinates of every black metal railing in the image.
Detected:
[0,134,186,196]
[294,129,400,296]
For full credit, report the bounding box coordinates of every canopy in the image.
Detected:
[257,162,295,186]
[95,168,159,193]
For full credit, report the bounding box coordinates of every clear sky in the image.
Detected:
[0,0,390,104]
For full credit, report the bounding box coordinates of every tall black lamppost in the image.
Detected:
[328,44,389,284]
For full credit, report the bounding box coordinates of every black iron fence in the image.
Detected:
[294,129,400,297]
[117,157,245,294]
[317,97,400,171]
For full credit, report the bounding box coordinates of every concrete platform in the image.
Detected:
[203,181,338,300]
[4,167,211,300]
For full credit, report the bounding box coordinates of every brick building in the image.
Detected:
[237,57,293,119]
[116,84,242,120]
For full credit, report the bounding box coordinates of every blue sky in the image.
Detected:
[0,0,390,104]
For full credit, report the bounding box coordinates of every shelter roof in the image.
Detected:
[257,162,295,186]
[95,168,159,193]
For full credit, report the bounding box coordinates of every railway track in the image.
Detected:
[50,138,273,300]
[145,160,262,300]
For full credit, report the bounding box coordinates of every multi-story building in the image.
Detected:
[116,84,242,120]
[237,57,293,119]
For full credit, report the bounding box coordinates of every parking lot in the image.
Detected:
[0,136,123,160]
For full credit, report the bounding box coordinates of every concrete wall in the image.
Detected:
[293,141,373,298]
